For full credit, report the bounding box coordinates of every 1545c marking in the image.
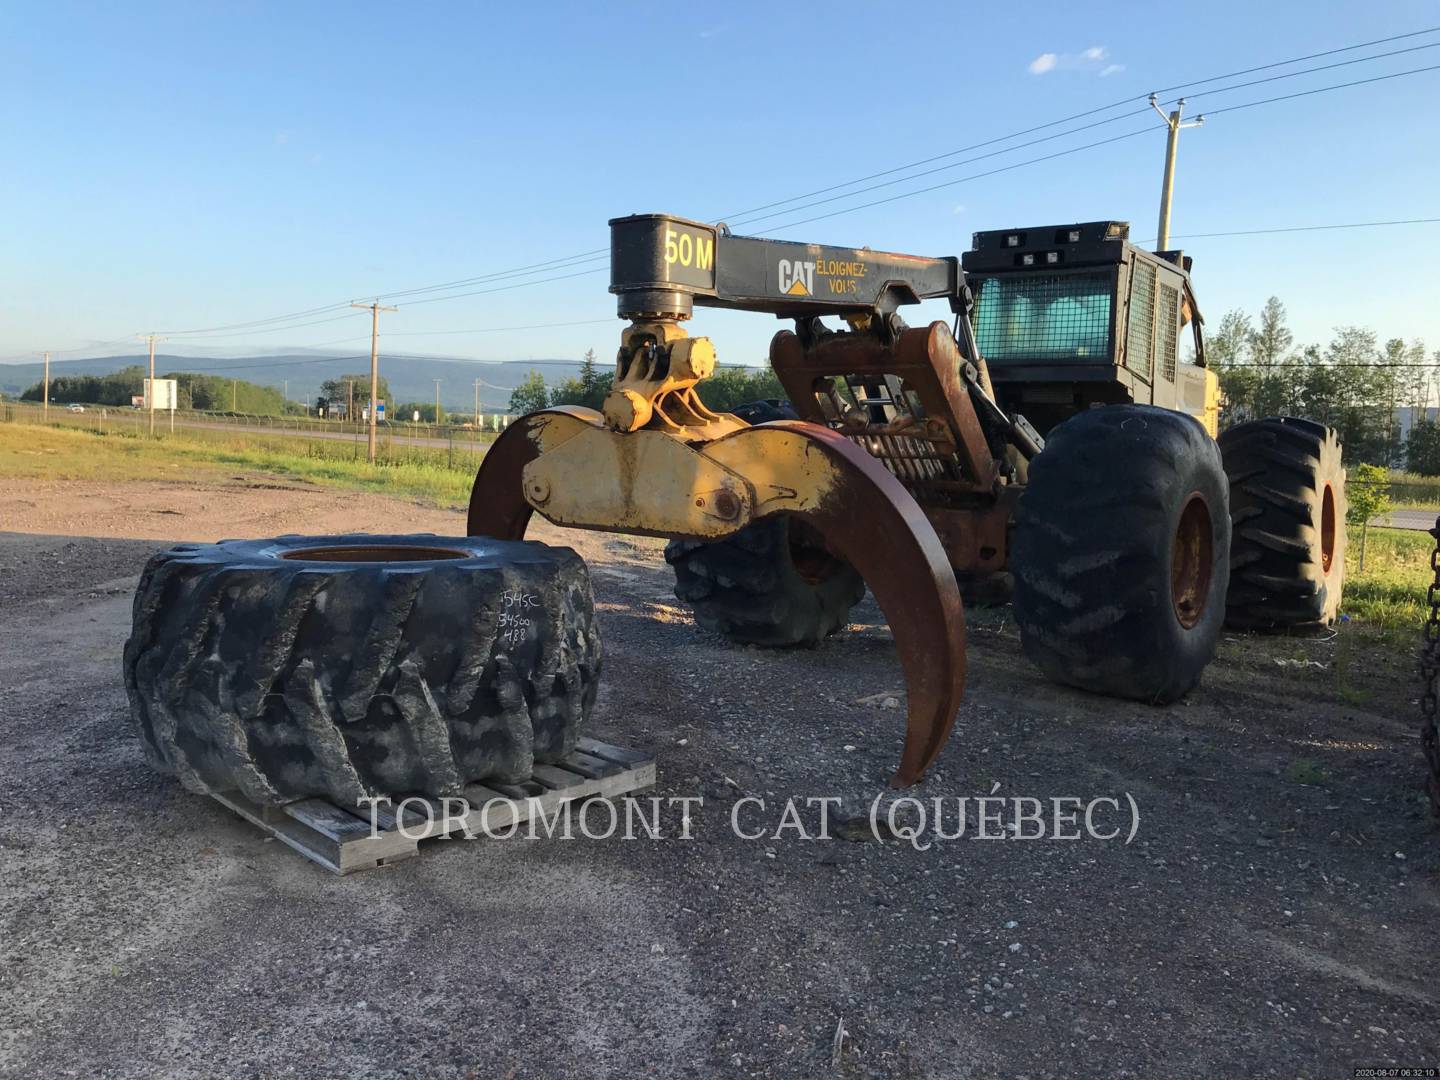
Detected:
[664,227,714,271]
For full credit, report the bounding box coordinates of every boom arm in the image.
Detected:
[609,213,965,321]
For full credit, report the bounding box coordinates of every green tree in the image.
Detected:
[1407,421,1440,476]
[1346,462,1392,525]
[694,365,785,412]
[549,367,613,410]
[578,348,601,400]
[510,371,549,414]
[320,374,391,414]
[1208,309,1256,427]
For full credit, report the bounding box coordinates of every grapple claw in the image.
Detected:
[706,422,966,785]
[469,411,967,786]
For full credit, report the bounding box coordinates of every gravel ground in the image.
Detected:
[0,475,1436,1079]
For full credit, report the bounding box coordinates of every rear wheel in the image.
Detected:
[1219,417,1347,628]
[1011,405,1230,702]
[665,516,865,647]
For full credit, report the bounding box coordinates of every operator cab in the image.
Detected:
[961,221,1218,436]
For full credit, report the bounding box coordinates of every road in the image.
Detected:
[1377,508,1439,532]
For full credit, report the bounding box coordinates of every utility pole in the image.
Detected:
[346,379,354,427]
[1149,95,1205,251]
[351,300,397,463]
[42,351,50,419]
[474,378,482,427]
[137,334,167,436]
[434,378,442,426]
[232,378,237,412]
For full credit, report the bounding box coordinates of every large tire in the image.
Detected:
[1011,405,1230,702]
[1219,417,1347,628]
[664,516,865,647]
[123,534,601,805]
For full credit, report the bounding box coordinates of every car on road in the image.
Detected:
[68,404,85,412]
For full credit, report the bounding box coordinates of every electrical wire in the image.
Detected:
[755,62,1440,235]
[11,28,1439,357]
[1141,218,1440,243]
[718,28,1440,225]
[137,27,1440,338]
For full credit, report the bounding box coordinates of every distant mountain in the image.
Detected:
[0,352,587,410]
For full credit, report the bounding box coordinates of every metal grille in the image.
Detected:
[972,272,1113,363]
[1158,284,1179,382]
[814,374,964,492]
[1126,261,1156,378]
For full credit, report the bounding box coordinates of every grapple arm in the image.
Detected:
[468,410,966,786]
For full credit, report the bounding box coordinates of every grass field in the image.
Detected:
[0,418,480,508]
[2,419,1433,643]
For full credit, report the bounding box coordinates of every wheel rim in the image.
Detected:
[1171,493,1214,630]
[1320,483,1337,573]
[787,518,846,586]
[280,545,469,563]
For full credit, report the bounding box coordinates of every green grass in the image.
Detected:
[0,417,484,509]
[1340,523,1432,644]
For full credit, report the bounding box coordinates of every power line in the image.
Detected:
[719,28,1440,225]
[1202,62,1440,116]
[141,27,1440,339]
[757,62,1440,234]
[12,28,1440,356]
[1143,218,1440,243]
[388,318,614,336]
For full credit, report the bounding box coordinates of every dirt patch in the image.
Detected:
[0,476,1436,1078]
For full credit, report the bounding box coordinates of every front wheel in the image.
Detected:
[1011,405,1231,703]
[665,516,865,647]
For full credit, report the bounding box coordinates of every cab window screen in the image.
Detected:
[972,272,1113,362]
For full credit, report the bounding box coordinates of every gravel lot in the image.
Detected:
[0,475,1436,1079]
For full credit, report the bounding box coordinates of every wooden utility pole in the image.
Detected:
[434,378,442,427]
[137,334,167,436]
[232,378,238,412]
[346,379,355,427]
[1149,95,1204,250]
[351,300,397,463]
[474,378,482,427]
[42,351,50,419]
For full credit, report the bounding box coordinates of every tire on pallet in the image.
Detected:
[122,533,601,806]
[1011,404,1230,703]
[1219,417,1347,629]
[664,515,865,647]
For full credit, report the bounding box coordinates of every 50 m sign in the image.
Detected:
[664,226,714,272]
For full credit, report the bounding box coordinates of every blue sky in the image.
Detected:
[3,0,1439,392]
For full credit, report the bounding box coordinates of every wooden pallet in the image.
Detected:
[210,738,656,875]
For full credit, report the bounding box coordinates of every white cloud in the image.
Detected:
[1027,46,1119,76]
[951,203,967,216]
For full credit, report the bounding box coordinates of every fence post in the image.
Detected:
[1359,518,1369,573]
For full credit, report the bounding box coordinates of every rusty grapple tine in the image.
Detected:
[705,421,967,786]
[467,408,602,540]
[467,411,967,786]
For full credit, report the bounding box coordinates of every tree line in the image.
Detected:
[1208,297,1438,473]
[509,349,784,415]
[22,365,290,415]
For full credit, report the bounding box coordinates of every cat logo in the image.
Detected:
[777,258,815,297]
